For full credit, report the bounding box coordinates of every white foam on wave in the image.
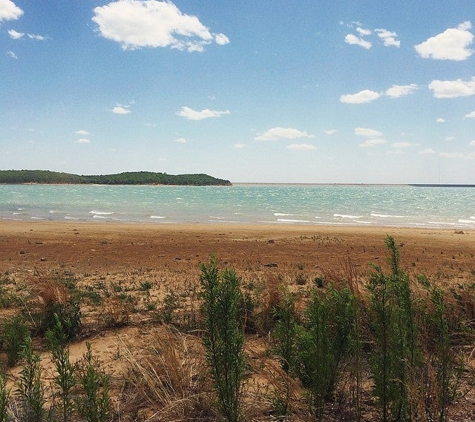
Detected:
[90,210,114,215]
[209,216,225,220]
[458,219,475,225]
[150,216,166,219]
[334,214,363,219]
[64,216,78,220]
[274,212,293,216]
[277,218,311,223]
[428,221,458,226]
[92,215,110,219]
[371,213,405,219]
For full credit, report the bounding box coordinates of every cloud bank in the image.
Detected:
[429,77,475,98]
[415,21,473,61]
[255,127,314,141]
[177,107,230,120]
[340,90,380,104]
[0,0,23,23]
[93,0,229,52]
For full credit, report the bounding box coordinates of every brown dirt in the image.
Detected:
[1,221,474,421]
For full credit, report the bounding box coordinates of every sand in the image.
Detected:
[1,221,475,420]
[0,220,473,283]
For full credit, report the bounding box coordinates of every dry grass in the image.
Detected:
[119,325,216,421]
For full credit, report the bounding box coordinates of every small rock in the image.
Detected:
[268,239,275,244]
[40,257,46,262]
[455,230,465,235]
[19,250,26,255]
[264,263,278,267]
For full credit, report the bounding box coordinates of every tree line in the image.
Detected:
[0,170,232,186]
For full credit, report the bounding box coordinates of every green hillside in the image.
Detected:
[0,170,232,186]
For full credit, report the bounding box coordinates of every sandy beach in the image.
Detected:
[1,220,474,284]
[1,221,475,420]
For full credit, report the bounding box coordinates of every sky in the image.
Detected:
[1,0,474,184]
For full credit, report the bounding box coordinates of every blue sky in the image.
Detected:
[1,0,474,184]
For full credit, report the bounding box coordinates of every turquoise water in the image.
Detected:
[0,184,474,229]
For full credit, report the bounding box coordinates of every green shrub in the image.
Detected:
[0,372,11,422]
[200,256,245,422]
[76,343,111,422]
[46,316,77,422]
[1,314,30,367]
[272,291,296,373]
[295,284,356,419]
[15,336,45,422]
[366,236,422,422]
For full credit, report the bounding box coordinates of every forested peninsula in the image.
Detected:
[0,170,232,186]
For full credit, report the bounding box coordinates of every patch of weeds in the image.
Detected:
[160,290,181,324]
[139,281,153,291]
[101,296,131,328]
[0,285,19,308]
[15,335,46,422]
[28,275,82,341]
[295,272,307,286]
[1,314,30,367]
[75,343,111,422]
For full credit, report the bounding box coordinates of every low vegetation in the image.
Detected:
[0,170,232,186]
[0,236,474,421]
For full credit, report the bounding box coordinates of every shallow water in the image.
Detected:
[0,184,474,229]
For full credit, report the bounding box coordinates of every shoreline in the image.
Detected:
[0,220,473,287]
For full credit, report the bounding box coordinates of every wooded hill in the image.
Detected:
[0,170,232,186]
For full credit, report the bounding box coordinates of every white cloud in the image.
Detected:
[386,84,418,98]
[359,139,386,148]
[445,136,455,142]
[92,0,229,52]
[428,77,475,98]
[234,143,246,149]
[470,140,475,146]
[27,33,45,41]
[75,138,91,144]
[255,127,314,141]
[324,129,337,135]
[436,118,446,123]
[7,28,23,39]
[0,0,23,22]
[356,27,371,36]
[415,21,474,61]
[75,129,90,135]
[175,137,187,143]
[354,127,383,138]
[8,29,46,41]
[214,33,229,45]
[439,152,464,159]
[344,33,372,49]
[6,50,17,59]
[112,105,131,114]
[392,142,418,148]
[420,148,436,155]
[177,106,230,120]
[286,143,316,151]
[375,28,400,47]
[464,111,475,119]
[340,89,380,104]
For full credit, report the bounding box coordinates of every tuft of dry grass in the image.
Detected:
[119,325,216,421]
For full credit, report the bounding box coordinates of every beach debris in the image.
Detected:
[264,262,278,267]
[455,230,465,235]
